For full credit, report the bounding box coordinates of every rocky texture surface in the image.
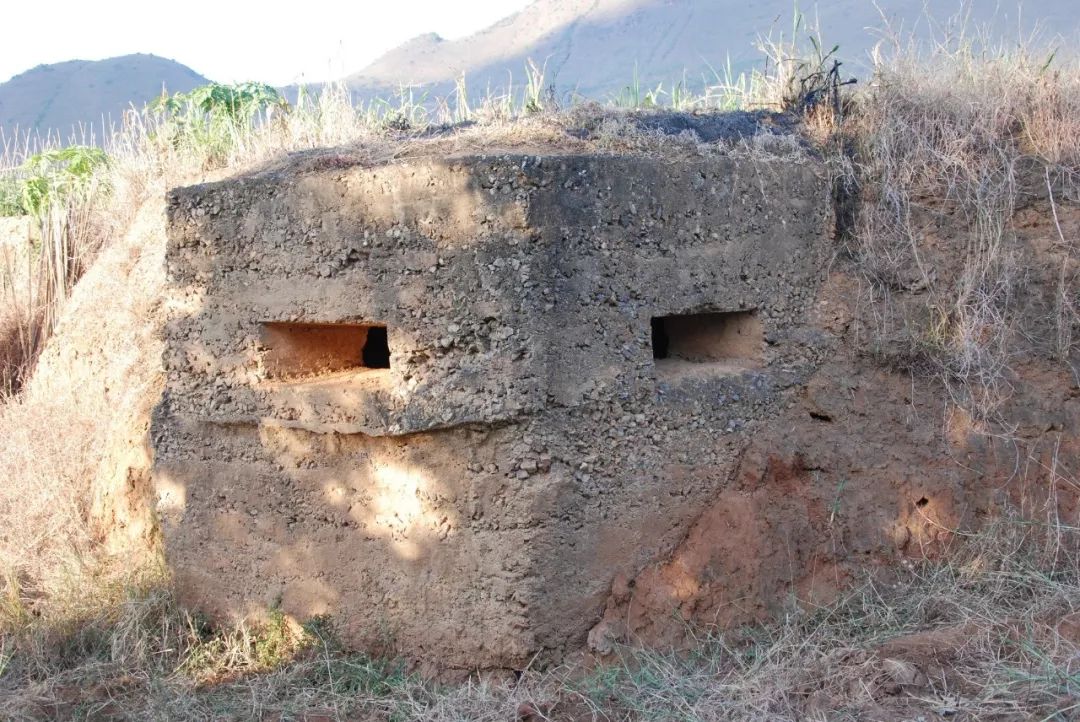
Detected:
[155,144,831,668]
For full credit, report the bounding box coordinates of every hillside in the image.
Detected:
[346,0,1080,101]
[0,54,207,143]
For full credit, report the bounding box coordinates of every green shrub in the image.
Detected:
[149,82,289,163]
[0,145,107,217]
[0,175,21,216]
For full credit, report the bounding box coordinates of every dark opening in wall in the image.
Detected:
[260,322,390,380]
[651,318,671,359]
[650,310,763,369]
[362,326,390,368]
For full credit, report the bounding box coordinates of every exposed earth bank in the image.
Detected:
[11,116,1080,677]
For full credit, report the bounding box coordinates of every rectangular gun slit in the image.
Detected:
[259,321,390,380]
[651,310,762,370]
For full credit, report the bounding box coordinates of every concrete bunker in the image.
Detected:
[156,140,831,670]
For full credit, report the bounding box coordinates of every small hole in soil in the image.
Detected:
[916,497,929,508]
[259,322,390,380]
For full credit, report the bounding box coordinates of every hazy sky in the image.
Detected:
[0,0,534,85]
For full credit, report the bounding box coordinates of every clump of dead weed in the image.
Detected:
[840,29,1080,422]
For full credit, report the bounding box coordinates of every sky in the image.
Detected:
[0,0,534,85]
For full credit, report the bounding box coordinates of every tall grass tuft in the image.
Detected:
[843,24,1080,421]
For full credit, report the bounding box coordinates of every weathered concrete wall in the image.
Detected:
[155,147,831,669]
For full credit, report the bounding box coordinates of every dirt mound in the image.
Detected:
[588,187,1080,652]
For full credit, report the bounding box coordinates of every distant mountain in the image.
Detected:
[0,54,208,144]
[344,0,1079,103]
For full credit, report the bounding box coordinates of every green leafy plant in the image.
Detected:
[20,146,108,216]
[0,146,107,217]
[0,175,21,216]
[253,607,294,669]
[149,82,289,163]
[150,81,285,121]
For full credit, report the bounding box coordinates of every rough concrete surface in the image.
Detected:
[155,144,832,669]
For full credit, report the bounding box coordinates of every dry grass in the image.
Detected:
[0,395,97,611]
[588,516,1080,722]
[0,517,1075,721]
[0,205,100,394]
[842,26,1080,421]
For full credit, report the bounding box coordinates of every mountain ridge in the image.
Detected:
[4,1,1079,145]
[0,53,208,144]
[344,0,1080,102]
